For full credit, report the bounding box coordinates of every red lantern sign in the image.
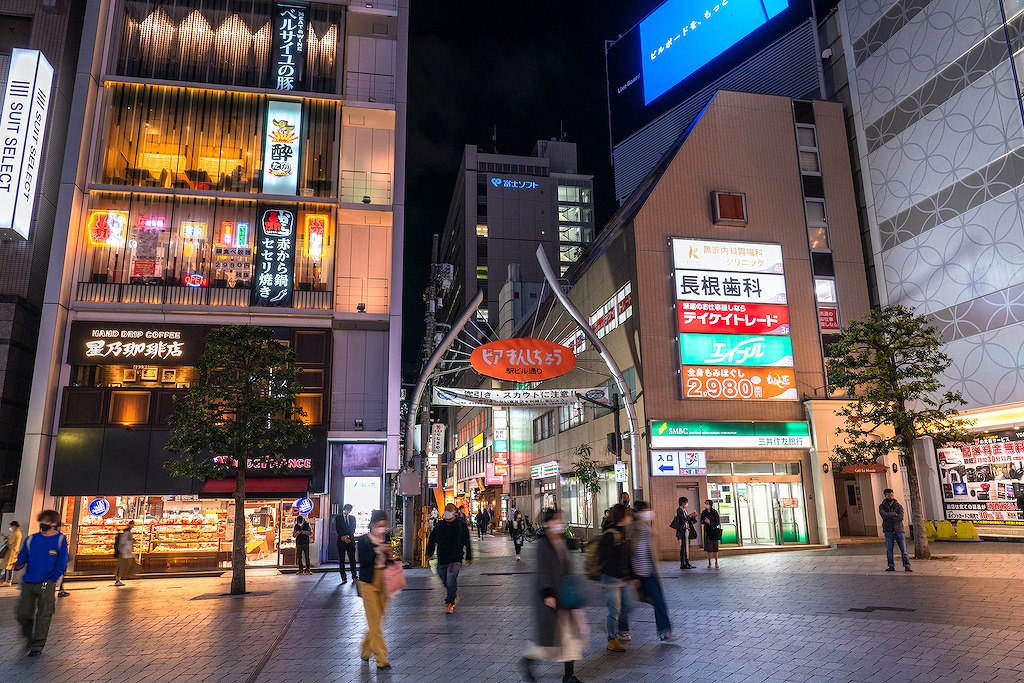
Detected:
[470,339,576,381]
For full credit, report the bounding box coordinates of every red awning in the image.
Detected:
[200,476,310,497]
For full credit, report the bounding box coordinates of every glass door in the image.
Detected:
[740,483,778,545]
[773,483,809,543]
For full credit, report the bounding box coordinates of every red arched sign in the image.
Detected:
[470,339,576,381]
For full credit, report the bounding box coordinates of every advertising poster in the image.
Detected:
[682,365,797,399]
[342,477,381,535]
[678,301,790,335]
[938,439,1024,525]
[678,333,794,367]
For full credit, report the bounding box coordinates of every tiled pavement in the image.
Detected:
[0,536,1022,682]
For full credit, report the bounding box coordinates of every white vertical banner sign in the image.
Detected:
[0,49,54,240]
[262,100,302,196]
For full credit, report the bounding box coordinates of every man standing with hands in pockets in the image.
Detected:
[13,509,69,657]
[426,503,473,614]
[336,504,358,583]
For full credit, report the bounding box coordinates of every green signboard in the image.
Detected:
[678,333,793,367]
[650,421,811,449]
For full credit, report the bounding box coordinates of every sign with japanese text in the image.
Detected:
[86,210,128,247]
[67,322,205,366]
[485,462,504,486]
[270,2,307,91]
[675,269,787,304]
[650,421,811,449]
[678,302,790,335]
[432,386,608,407]
[651,450,706,476]
[679,333,793,367]
[589,283,633,339]
[251,206,297,307]
[262,100,302,195]
[430,423,446,456]
[672,239,784,274]
[682,366,798,400]
[0,49,54,240]
[454,444,468,462]
[470,338,576,381]
[614,462,627,483]
[938,440,1024,525]
[490,176,539,190]
[818,306,840,333]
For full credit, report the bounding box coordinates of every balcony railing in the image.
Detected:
[344,71,396,104]
[76,282,332,310]
[335,277,390,314]
[340,170,392,205]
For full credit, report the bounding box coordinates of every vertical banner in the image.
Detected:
[270,2,308,90]
[252,205,297,307]
[262,100,303,195]
[0,49,55,240]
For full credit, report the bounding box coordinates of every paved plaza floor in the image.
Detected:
[0,535,1022,682]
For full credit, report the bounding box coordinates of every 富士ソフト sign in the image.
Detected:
[470,338,576,381]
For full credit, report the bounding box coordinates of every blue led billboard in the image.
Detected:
[607,0,811,145]
[640,0,789,105]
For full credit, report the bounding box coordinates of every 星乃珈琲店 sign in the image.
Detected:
[470,339,576,381]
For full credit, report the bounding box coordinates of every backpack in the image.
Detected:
[113,532,122,558]
[584,528,622,581]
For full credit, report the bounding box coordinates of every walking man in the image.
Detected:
[632,502,676,641]
[475,509,487,540]
[336,504,358,583]
[598,504,634,652]
[879,488,913,572]
[293,515,313,575]
[426,503,473,614]
[113,520,135,586]
[13,509,69,656]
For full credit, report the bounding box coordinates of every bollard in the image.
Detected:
[936,520,955,540]
[925,520,937,541]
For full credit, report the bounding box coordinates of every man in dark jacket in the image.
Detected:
[335,504,358,584]
[426,503,473,613]
[598,503,634,653]
[879,488,912,572]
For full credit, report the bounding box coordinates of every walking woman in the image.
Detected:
[521,509,587,683]
[357,510,393,670]
[700,499,721,569]
[509,509,527,561]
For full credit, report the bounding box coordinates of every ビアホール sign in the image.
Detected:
[470,339,576,381]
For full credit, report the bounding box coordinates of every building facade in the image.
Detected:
[15,0,407,572]
[820,1,1024,532]
[446,92,897,556]
[0,2,86,512]
[438,140,595,329]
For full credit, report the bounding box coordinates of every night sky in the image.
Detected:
[403,2,654,376]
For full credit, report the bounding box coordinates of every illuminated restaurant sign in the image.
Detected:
[67,322,205,366]
[262,100,302,196]
[679,333,793,367]
[305,214,327,258]
[86,209,128,247]
[0,49,54,240]
[270,2,308,90]
[251,206,297,307]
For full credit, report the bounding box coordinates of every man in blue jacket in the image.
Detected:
[13,509,69,656]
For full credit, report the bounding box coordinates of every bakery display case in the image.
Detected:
[74,518,152,572]
[144,520,224,571]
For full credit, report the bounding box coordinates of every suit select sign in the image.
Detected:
[0,49,54,240]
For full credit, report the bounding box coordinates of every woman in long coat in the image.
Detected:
[521,508,586,683]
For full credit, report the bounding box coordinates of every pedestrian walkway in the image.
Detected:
[0,535,1022,682]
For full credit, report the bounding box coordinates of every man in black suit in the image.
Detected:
[335,504,358,583]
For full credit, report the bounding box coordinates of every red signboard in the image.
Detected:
[470,338,576,381]
[682,365,798,400]
[818,306,840,332]
[678,301,790,335]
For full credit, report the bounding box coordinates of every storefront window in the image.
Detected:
[112,1,343,94]
[96,83,338,198]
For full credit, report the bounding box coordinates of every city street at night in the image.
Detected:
[1,537,1022,683]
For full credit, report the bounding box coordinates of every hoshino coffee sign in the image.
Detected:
[0,49,54,240]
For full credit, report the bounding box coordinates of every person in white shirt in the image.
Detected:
[114,521,135,587]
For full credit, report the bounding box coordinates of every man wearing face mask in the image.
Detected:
[632,501,676,642]
[12,510,69,656]
[426,503,473,613]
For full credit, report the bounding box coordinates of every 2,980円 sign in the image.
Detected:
[470,338,576,381]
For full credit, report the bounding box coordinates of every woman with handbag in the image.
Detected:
[508,510,526,561]
[700,499,722,569]
[674,497,697,570]
[521,509,587,683]
[357,510,394,670]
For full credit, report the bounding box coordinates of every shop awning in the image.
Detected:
[200,476,310,498]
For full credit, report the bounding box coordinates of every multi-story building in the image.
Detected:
[819,1,1024,533]
[438,140,595,329]
[15,0,407,573]
[0,3,86,512]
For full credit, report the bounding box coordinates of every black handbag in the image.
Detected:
[669,514,683,532]
[687,519,697,540]
[710,526,723,541]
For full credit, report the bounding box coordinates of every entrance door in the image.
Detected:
[740,483,778,545]
[675,483,700,551]
[838,480,866,536]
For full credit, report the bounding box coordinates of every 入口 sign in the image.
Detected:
[0,49,54,240]
[651,450,706,476]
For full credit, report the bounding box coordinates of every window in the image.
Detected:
[805,199,827,225]
[476,308,489,323]
[796,125,817,148]
[712,191,747,226]
[0,15,31,54]
[560,245,584,264]
[533,411,555,442]
[594,367,637,418]
[476,224,488,237]
[798,151,820,174]
[808,226,829,250]
[558,205,582,223]
[812,252,835,277]
[559,402,586,432]
[815,278,838,304]
[557,186,581,202]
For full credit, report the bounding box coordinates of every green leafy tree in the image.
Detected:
[570,442,602,529]
[165,325,311,594]
[826,305,973,559]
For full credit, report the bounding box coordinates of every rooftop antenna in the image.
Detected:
[559,120,566,142]
[492,124,498,153]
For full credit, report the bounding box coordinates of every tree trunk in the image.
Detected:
[901,435,931,560]
[230,465,247,595]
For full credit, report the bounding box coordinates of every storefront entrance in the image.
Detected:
[709,463,809,546]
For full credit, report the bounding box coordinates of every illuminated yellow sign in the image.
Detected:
[472,434,484,452]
